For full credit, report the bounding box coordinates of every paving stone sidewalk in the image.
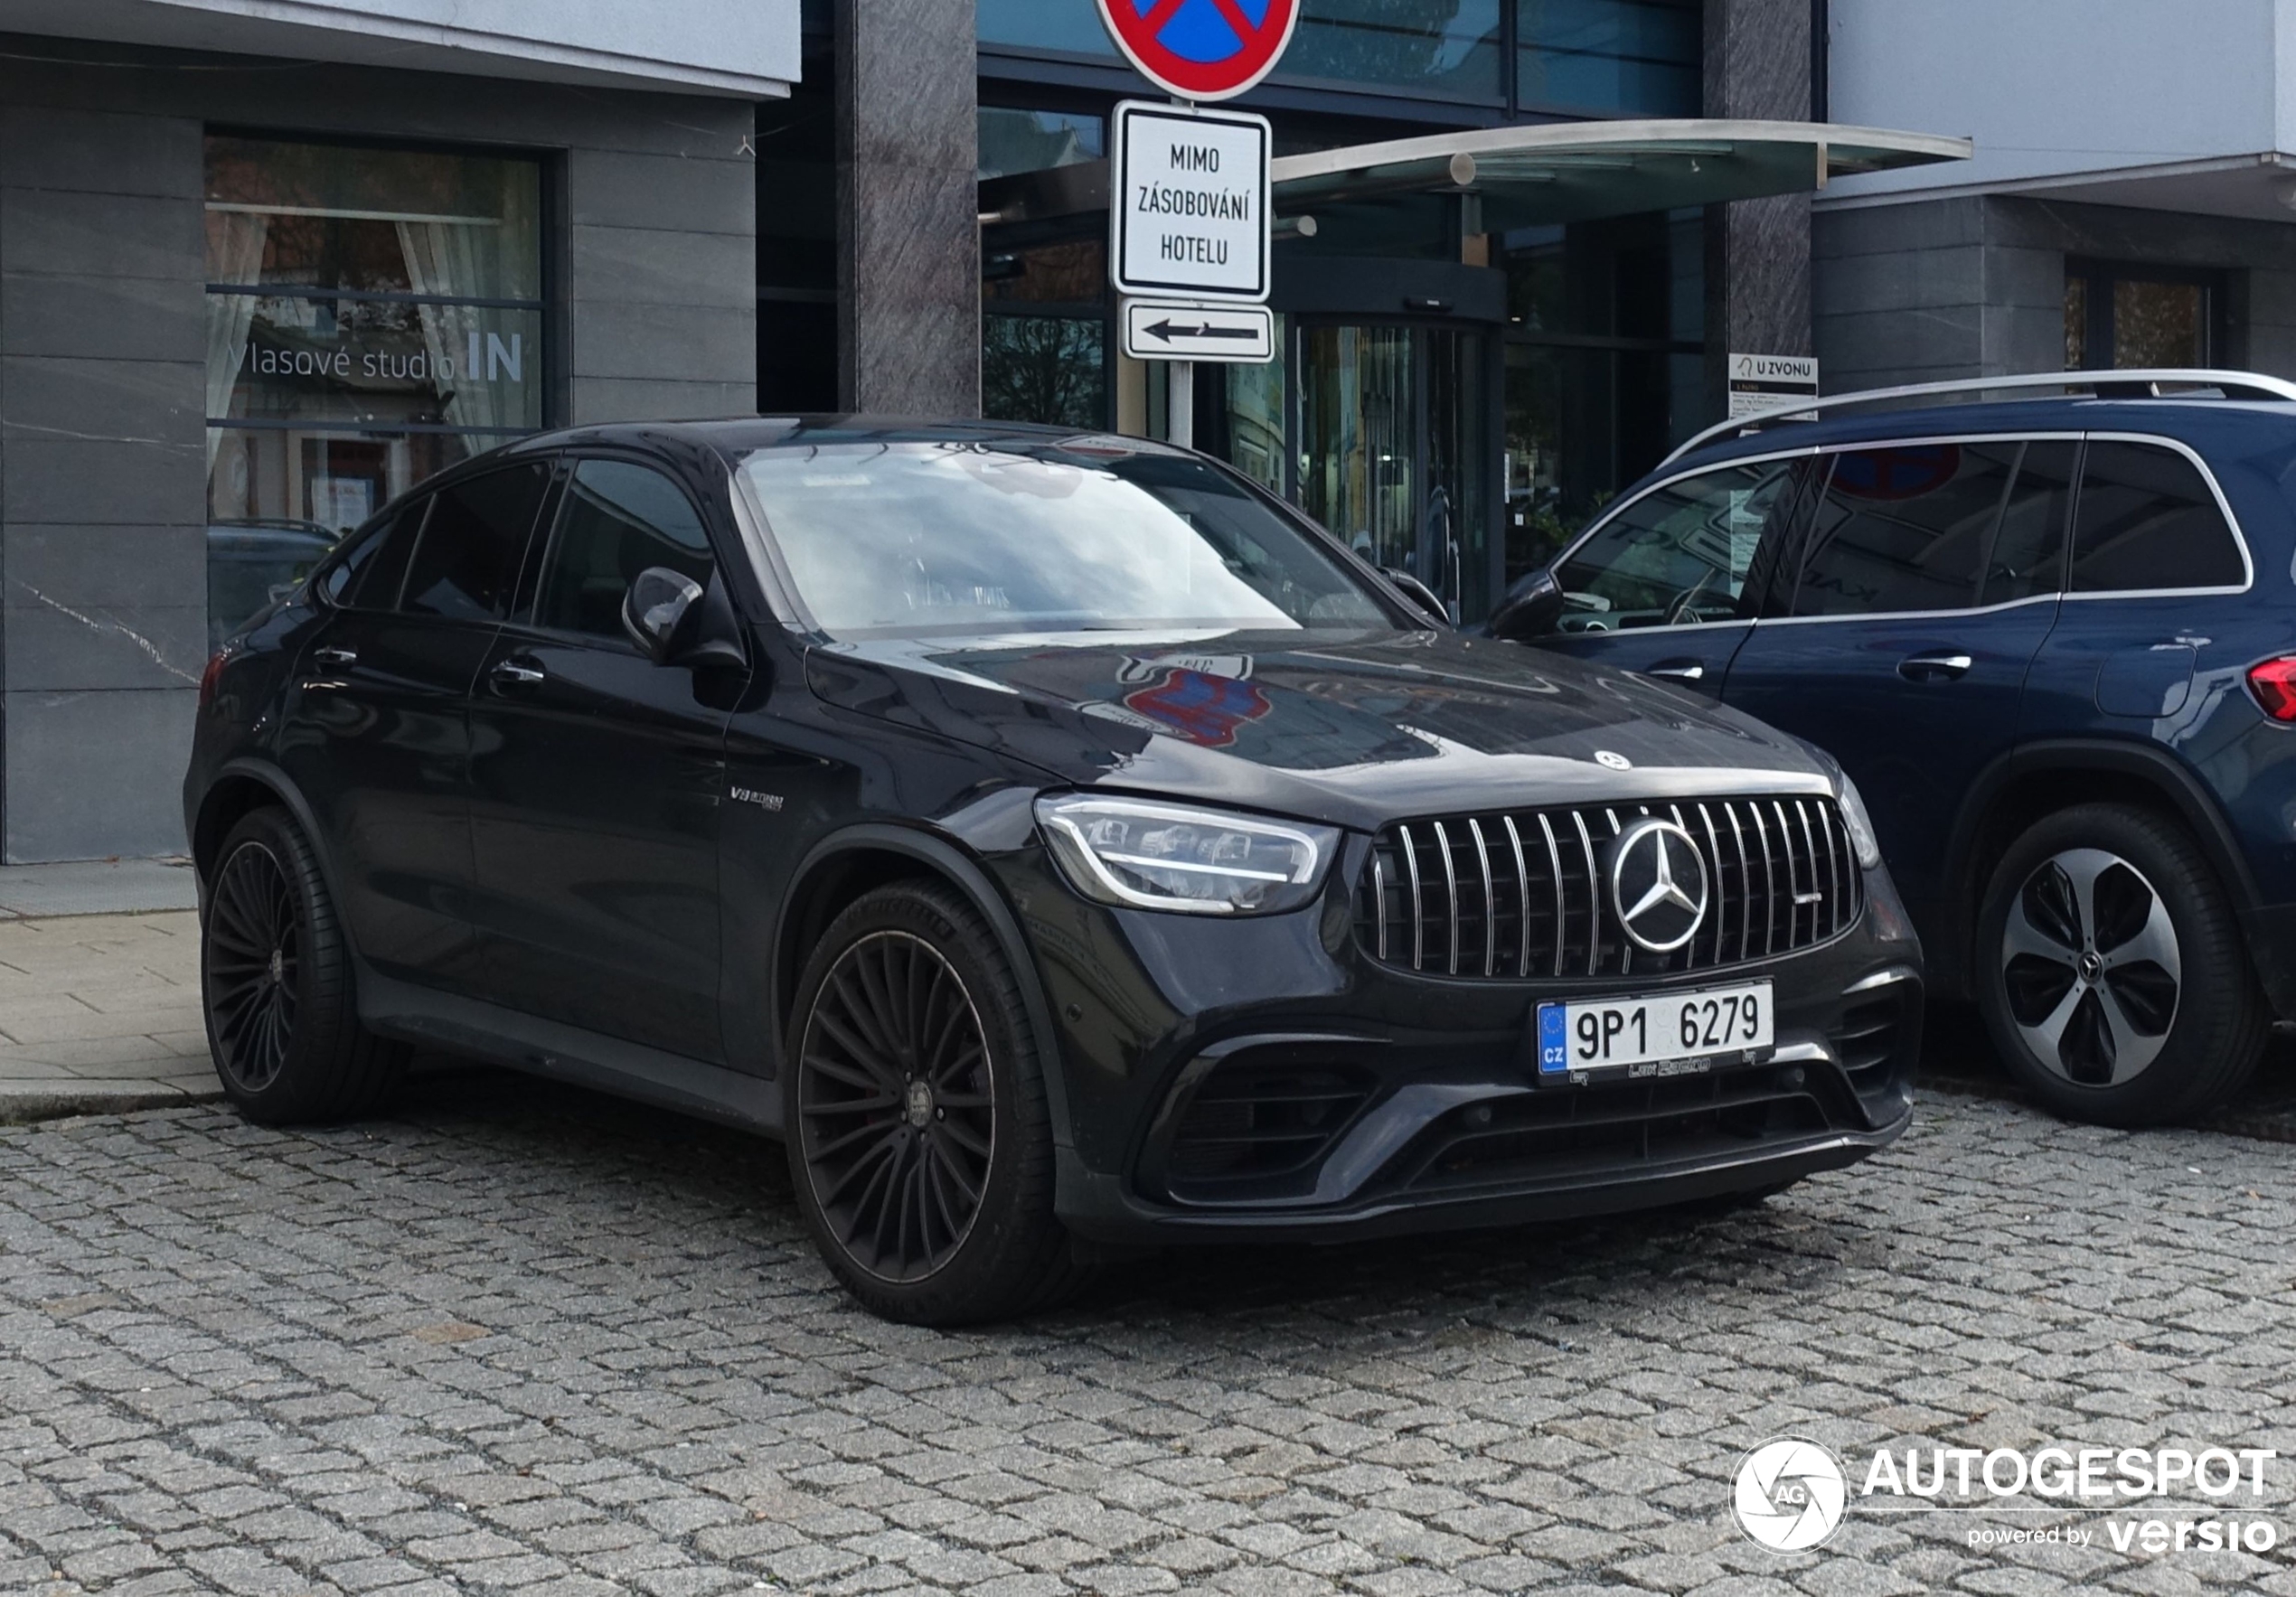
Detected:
[1,1083,2291,1596]
[0,911,221,1122]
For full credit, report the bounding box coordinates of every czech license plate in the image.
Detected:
[1535,980,1774,1082]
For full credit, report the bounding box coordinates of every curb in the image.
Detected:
[0,1083,226,1126]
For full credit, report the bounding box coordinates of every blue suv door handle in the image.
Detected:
[1644,660,1706,683]
[1897,651,1973,682]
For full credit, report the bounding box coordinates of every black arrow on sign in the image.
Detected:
[1144,319,1261,343]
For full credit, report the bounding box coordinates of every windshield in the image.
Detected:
[735,438,1398,640]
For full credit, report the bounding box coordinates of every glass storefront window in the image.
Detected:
[983,315,1109,427]
[979,108,1105,181]
[203,136,544,644]
[1518,0,1702,116]
[1287,1,1503,99]
[2065,263,2216,371]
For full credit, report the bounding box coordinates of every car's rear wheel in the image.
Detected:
[785,881,1084,1324]
[1975,803,2263,1125]
[202,807,405,1123]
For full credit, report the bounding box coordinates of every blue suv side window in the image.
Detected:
[2071,440,2244,592]
[1553,456,1815,632]
[1793,442,2021,616]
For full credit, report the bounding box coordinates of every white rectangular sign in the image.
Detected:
[1111,99,1271,304]
[1122,299,1275,363]
[1727,352,1820,418]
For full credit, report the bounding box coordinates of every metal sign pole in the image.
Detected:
[1166,94,1196,452]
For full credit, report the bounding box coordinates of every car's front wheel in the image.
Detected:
[202,807,405,1123]
[784,881,1084,1324]
[1975,803,2263,1125]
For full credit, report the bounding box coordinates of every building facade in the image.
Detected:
[0,1,793,861]
[1817,0,2296,388]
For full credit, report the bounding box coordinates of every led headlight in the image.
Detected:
[1036,794,1338,916]
[1836,773,1883,869]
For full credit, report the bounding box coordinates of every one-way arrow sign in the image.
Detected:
[1123,298,1275,364]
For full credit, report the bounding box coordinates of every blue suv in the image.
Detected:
[1489,371,2296,1126]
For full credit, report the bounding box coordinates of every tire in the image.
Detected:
[1974,802,2264,1126]
[784,880,1087,1325]
[201,807,406,1124]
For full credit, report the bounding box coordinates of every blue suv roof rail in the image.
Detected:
[1663,367,2296,467]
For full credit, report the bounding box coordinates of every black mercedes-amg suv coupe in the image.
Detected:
[184,419,1923,1323]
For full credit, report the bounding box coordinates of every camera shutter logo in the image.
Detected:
[1734,1438,1849,1553]
[1609,818,1710,954]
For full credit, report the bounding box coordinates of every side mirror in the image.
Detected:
[1487,566,1567,642]
[624,567,750,671]
[1380,567,1451,627]
[622,568,705,663]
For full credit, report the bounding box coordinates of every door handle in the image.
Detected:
[1897,651,1973,682]
[491,657,546,689]
[1644,660,1706,683]
[312,645,357,668]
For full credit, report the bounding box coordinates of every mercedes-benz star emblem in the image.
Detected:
[1610,818,1711,953]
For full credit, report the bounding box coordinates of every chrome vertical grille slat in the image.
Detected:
[1537,814,1564,978]
[1466,818,1495,976]
[1504,816,1531,980]
[1398,825,1426,972]
[1356,794,1861,981]
[1433,821,1460,976]
[1571,812,1601,978]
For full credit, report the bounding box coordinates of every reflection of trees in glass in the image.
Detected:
[1287,1,1498,92]
[983,315,1106,428]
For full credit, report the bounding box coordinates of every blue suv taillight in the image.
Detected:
[2247,657,2296,721]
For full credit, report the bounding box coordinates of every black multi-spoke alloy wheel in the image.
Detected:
[1976,803,2263,1126]
[201,808,405,1124]
[786,882,1084,1324]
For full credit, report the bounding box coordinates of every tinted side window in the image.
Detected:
[1554,457,1818,631]
[400,465,549,620]
[1792,442,2018,617]
[1982,441,2076,606]
[535,461,717,639]
[334,496,428,610]
[2072,440,2245,592]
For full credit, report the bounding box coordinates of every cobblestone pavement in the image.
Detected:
[3,1077,2292,1597]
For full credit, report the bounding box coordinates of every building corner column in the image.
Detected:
[834,0,980,417]
[1703,0,1815,409]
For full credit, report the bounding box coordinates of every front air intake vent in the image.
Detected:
[1356,797,1860,981]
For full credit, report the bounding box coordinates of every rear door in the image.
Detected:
[284,463,550,987]
[466,456,740,1063]
[1533,453,1821,696]
[2020,437,2248,742]
[1721,437,2074,925]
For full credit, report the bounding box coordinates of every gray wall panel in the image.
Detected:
[0,276,205,364]
[4,602,206,692]
[0,46,757,860]
[2,688,196,861]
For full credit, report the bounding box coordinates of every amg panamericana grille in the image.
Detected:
[1356,796,1861,980]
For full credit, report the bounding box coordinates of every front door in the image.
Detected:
[466,456,738,1064]
[1721,438,2075,925]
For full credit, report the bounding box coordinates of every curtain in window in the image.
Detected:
[396,220,508,432]
[203,211,268,468]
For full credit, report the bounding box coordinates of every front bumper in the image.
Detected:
[993,843,1924,1247]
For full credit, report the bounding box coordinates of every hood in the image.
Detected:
[805,627,1832,832]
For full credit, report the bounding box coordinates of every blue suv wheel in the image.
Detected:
[1976,803,2264,1124]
